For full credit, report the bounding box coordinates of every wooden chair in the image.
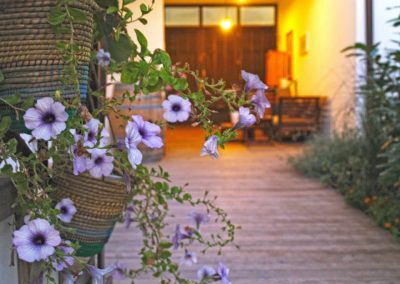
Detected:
[274,97,321,140]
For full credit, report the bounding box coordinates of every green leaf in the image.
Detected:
[140,4,148,14]
[159,242,173,249]
[121,62,139,84]
[8,138,17,154]
[0,116,11,138]
[107,33,135,62]
[48,7,66,26]
[153,50,172,69]
[68,7,87,24]
[159,68,174,84]
[22,97,35,109]
[0,70,4,83]
[106,6,118,14]
[138,18,147,25]
[123,0,135,5]
[171,186,181,195]
[183,193,192,200]
[147,70,159,87]
[122,7,133,20]
[159,250,171,259]
[134,29,148,55]
[96,0,118,8]
[0,164,13,175]
[173,78,188,91]
[3,94,21,106]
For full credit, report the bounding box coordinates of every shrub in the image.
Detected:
[292,10,400,237]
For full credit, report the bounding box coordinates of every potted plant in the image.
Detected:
[0,0,271,282]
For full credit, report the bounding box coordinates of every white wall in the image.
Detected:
[278,0,359,132]
[107,0,165,100]
[126,0,165,51]
[373,0,398,52]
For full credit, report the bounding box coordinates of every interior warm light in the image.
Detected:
[220,18,233,31]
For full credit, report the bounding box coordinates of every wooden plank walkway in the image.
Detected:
[106,127,400,284]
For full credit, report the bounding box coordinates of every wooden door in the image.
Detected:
[166,26,276,88]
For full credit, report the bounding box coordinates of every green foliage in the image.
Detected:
[0,0,250,282]
[293,11,400,238]
[0,116,11,138]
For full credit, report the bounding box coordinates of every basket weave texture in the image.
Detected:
[53,173,128,257]
[0,0,96,102]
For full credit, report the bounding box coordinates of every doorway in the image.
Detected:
[165,5,277,87]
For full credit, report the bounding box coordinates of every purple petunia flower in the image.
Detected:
[96,49,111,67]
[131,115,163,149]
[84,118,110,148]
[188,212,211,230]
[235,107,256,129]
[55,198,77,223]
[70,131,87,176]
[125,121,143,169]
[172,225,184,250]
[112,261,127,280]
[13,218,61,263]
[0,157,19,173]
[24,214,31,224]
[180,249,197,266]
[217,262,231,284]
[172,225,194,250]
[86,149,114,178]
[62,272,79,284]
[162,94,192,123]
[24,97,68,141]
[125,121,141,149]
[241,70,267,92]
[197,265,216,281]
[20,133,38,153]
[124,204,135,229]
[51,242,75,271]
[127,148,142,169]
[73,155,87,175]
[251,90,271,118]
[86,264,115,284]
[200,135,219,159]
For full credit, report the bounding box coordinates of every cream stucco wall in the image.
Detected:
[278,0,359,131]
[107,0,165,98]
[125,0,165,51]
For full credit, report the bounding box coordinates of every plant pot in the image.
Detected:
[108,83,166,163]
[0,0,97,132]
[52,173,128,257]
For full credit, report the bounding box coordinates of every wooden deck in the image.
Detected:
[106,127,400,284]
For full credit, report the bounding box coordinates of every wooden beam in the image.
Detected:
[0,175,16,222]
[365,0,374,49]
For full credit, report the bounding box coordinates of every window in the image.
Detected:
[240,7,276,26]
[202,7,238,26]
[165,6,276,27]
[165,7,200,27]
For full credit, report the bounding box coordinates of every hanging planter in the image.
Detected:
[0,0,96,132]
[52,173,128,257]
[0,1,247,282]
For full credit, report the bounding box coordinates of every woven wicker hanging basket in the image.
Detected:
[0,0,97,132]
[53,173,129,257]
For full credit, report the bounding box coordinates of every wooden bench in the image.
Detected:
[274,96,321,140]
